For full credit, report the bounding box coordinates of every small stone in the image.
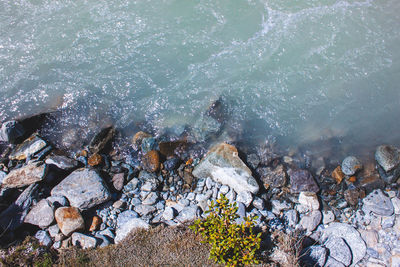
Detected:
[134,204,156,216]
[363,189,394,216]
[35,230,52,247]
[89,215,102,232]
[331,166,345,184]
[390,254,400,267]
[89,126,115,154]
[141,137,157,154]
[375,145,400,172]
[288,169,319,193]
[142,192,159,205]
[163,158,180,171]
[299,210,321,232]
[252,197,265,210]
[359,229,378,248]
[271,200,292,215]
[2,162,46,188]
[246,154,260,169]
[176,205,199,223]
[46,196,69,208]
[219,185,230,194]
[24,199,54,228]
[298,192,320,211]
[284,209,298,227]
[381,215,395,229]
[344,187,365,206]
[236,191,253,207]
[324,236,352,266]
[48,224,60,238]
[392,197,400,214]
[162,207,177,221]
[322,210,335,225]
[300,245,327,267]
[55,207,85,236]
[88,154,102,166]
[71,232,98,249]
[342,156,362,176]
[117,210,139,227]
[142,150,160,173]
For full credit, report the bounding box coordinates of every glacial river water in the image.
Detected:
[1,0,400,157]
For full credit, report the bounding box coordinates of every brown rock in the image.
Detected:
[88,153,102,166]
[88,215,102,232]
[159,141,186,157]
[112,173,125,191]
[132,131,152,149]
[258,164,287,188]
[142,150,160,172]
[344,187,365,206]
[55,207,85,236]
[359,174,385,194]
[331,166,345,184]
[348,176,357,183]
[1,162,45,188]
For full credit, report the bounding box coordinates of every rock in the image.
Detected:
[300,245,327,267]
[298,192,320,211]
[55,207,85,236]
[192,115,221,142]
[246,154,260,169]
[141,137,158,154]
[35,230,52,247]
[359,174,385,194]
[89,126,115,154]
[113,200,126,209]
[288,169,319,193]
[115,218,149,243]
[142,192,159,205]
[0,120,25,144]
[284,209,299,227]
[163,158,180,171]
[117,210,139,227]
[252,197,265,210]
[322,210,335,225]
[331,166,345,184]
[45,155,79,170]
[51,168,111,210]
[381,215,395,229]
[88,154,102,166]
[342,156,362,176]
[9,135,47,160]
[299,210,321,232]
[134,204,156,216]
[71,232,98,249]
[0,184,38,231]
[1,162,46,188]
[89,215,102,232]
[375,145,400,173]
[219,185,230,194]
[271,200,292,215]
[321,222,366,265]
[225,189,236,202]
[112,173,125,191]
[344,187,365,206]
[131,131,152,150]
[48,224,60,238]
[362,189,394,216]
[392,197,400,215]
[325,257,345,267]
[24,199,54,228]
[176,205,199,223]
[258,165,287,188]
[142,150,160,173]
[390,254,400,267]
[359,229,378,248]
[324,236,352,266]
[236,191,253,207]
[163,207,177,221]
[46,196,69,208]
[192,143,259,194]
[0,171,6,185]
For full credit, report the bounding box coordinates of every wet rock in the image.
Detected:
[375,145,400,173]
[112,173,125,191]
[163,158,180,171]
[142,150,160,173]
[288,169,319,193]
[320,222,366,265]
[35,230,52,247]
[9,135,47,160]
[236,191,253,207]
[344,187,365,206]
[131,131,152,150]
[163,207,177,221]
[342,156,362,176]
[141,137,157,154]
[88,154,102,166]
[89,215,102,232]
[258,165,287,188]
[324,236,352,266]
[24,199,54,228]
[300,245,327,267]
[192,143,259,194]
[362,189,393,216]
[299,210,321,232]
[298,192,320,211]
[51,168,111,210]
[115,218,149,243]
[89,126,115,154]
[331,166,345,184]
[45,155,79,170]
[71,232,98,249]
[192,115,221,142]
[55,207,85,236]
[0,184,38,231]
[1,162,46,188]
[0,120,25,144]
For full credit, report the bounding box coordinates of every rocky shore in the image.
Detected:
[1,111,400,267]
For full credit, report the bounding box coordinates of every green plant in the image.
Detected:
[190,195,261,266]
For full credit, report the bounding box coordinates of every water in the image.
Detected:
[1,0,400,157]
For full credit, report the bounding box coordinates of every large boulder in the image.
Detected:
[55,207,85,236]
[192,143,259,194]
[1,162,46,188]
[24,199,54,228]
[51,168,111,210]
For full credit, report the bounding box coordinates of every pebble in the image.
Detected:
[284,209,298,227]
[252,197,265,210]
[236,191,253,207]
[324,236,352,266]
[35,230,52,247]
[219,185,229,194]
[298,192,320,211]
[162,207,177,221]
[299,210,321,232]
[322,210,335,225]
[271,200,291,215]
[342,156,362,176]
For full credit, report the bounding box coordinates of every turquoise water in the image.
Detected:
[1,0,400,154]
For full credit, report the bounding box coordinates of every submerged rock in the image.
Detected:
[0,120,25,144]
[9,135,47,160]
[55,207,85,236]
[142,150,160,173]
[192,143,259,194]
[1,162,46,188]
[51,168,111,210]
[89,126,115,154]
[288,169,319,193]
[24,199,54,228]
[131,131,152,150]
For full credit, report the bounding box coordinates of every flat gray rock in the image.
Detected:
[362,189,393,216]
[299,210,321,232]
[117,210,139,228]
[236,191,253,207]
[176,205,199,223]
[45,155,79,170]
[321,223,366,266]
[192,143,259,194]
[2,162,46,188]
[301,245,327,267]
[115,218,149,243]
[325,236,352,266]
[24,199,54,228]
[71,232,98,249]
[51,168,111,210]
